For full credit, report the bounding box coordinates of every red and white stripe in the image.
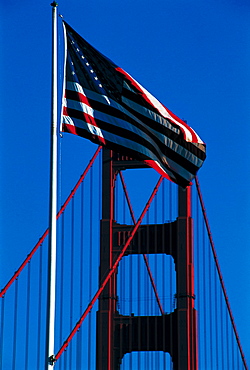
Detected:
[116,67,204,144]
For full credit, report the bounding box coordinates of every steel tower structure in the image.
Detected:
[96,148,198,369]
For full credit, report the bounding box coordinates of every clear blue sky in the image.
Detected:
[1,0,250,367]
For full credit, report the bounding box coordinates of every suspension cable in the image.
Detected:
[0,147,102,298]
[195,176,248,370]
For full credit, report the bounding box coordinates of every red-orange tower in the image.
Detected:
[96,149,198,369]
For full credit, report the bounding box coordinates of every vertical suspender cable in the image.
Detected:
[162,180,165,311]
[137,216,141,369]
[232,322,235,367]
[226,305,230,368]
[37,244,44,370]
[214,263,219,369]
[12,279,18,370]
[25,262,31,369]
[212,240,217,366]
[154,194,158,369]
[202,221,207,369]
[208,236,213,366]
[88,167,93,370]
[169,182,173,370]
[115,171,119,220]
[69,197,75,367]
[146,208,150,370]
[119,181,125,360]
[0,297,5,370]
[162,180,167,370]
[129,238,132,369]
[99,151,102,220]
[220,289,224,369]
[77,182,84,369]
[237,345,240,369]
[123,176,126,223]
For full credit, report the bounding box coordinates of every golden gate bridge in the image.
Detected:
[0,147,248,370]
[0,5,248,369]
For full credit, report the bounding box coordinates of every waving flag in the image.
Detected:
[61,22,206,187]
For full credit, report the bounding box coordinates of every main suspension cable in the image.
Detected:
[0,146,102,298]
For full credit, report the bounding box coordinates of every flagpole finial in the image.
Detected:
[51,1,58,7]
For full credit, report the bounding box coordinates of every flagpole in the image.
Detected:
[46,2,58,368]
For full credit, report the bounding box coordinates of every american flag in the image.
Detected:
[61,22,206,187]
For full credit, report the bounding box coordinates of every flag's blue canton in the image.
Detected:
[67,33,107,97]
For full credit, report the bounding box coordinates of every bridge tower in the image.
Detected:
[96,149,198,369]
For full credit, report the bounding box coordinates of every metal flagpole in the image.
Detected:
[46,2,58,368]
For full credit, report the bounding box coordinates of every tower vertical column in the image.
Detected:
[175,186,198,370]
[96,149,117,370]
